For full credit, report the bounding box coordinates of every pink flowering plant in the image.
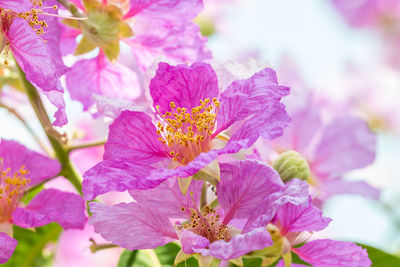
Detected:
[0,0,396,266]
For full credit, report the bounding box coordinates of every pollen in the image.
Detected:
[156,98,221,164]
[0,158,30,223]
[177,205,230,243]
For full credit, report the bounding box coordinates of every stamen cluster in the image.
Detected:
[0,159,30,222]
[178,206,230,243]
[156,98,220,164]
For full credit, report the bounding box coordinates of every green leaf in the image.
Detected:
[356,243,400,267]
[3,223,62,267]
[118,242,198,267]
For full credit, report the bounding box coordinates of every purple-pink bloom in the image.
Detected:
[64,0,211,111]
[271,197,371,267]
[0,139,86,263]
[262,99,379,205]
[83,62,290,200]
[0,0,68,126]
[89,160,308,261]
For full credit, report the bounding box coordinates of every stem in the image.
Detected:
[57,0,85,18]
[17,66,83,194]
[89,238,118,253]
[67,139,106,153]
[0,101,50,154]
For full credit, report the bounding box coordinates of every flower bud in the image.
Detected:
[272,150,310,183]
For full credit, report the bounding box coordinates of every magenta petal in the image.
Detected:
[293,239,371,267]
[127,0,202,21]
[104,111,167,163]
[82,158,164,201]
[129,178,202,218]
[12,189,86,229]
[149,62,218,114]
[312,117,376,178]
[275,197,331,235]
[0,139,61,187]
[217,67,290,133]
[243,179,309,232]
[223,102,291,154]
[66,56,141,111]
[178,229,209,255]
[217,160,283,224]
[0,233,17,264]
[319,178,380,200]
[195,228,272,261]
[0,0,31,12]
[90,202,177,250]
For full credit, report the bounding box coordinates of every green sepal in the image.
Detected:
[102,40,120,62]
[74,36,97,55]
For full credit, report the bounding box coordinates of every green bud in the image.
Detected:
[272,150,310,183]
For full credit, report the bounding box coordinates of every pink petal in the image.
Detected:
[275,197,331,235]
[0,0,31,12]
[90,202,177,250]
[66,56,141,111]
[129,178,202,218]
[178,229,209,255]
[12,189,86,229]
[243,179,309,233]
[319,178,380,200]
[312,117,376,178]
[216,67,290,133]
[293,239,371,267]
[0,139,61,187]
[195,228,272,261]
[149,62,218,115]
[0,233,17,264]
[104,111,167,163]
[217,160,283,224]
[82,158,164,201]
[126,0,203,21]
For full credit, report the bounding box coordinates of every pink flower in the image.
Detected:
[89,160,308,261]
[0,0,68,126]
[272,198,371,267]
[261,97,379,206]
[82,62,290,200]
[0,139,86,264]
[64,0,211,112]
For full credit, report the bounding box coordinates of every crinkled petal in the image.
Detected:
[12,189,86,229]
[43,90,67,127]
[217,160,283,225]
[66,56,141,111]
[222,102,291,154]
[178,229,209,255]
[104,111,167,163]
[0,139,61,187]
[129,178,202,218]
[7,18,67,125]
[312,117,376,178]
[0,233,17,264]
[216,67,290,133]
[149,62,218,114]
[275,197,331,235]
[243,179,309,232]
[126,0,202,21]
[319,178,380,200]
[83,158,164,201]
[129,22,211,70]
[195,228,272,261]
[293,239,371,267]
[90,202,177,250]
[0,0,31,12]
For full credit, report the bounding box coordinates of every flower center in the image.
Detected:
[0,159,30,223]
[178,206,231,243]
[156,98,220,164]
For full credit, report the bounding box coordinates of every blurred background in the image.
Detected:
[1,0,399,265]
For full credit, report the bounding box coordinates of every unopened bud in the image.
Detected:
[272,150,310,183]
